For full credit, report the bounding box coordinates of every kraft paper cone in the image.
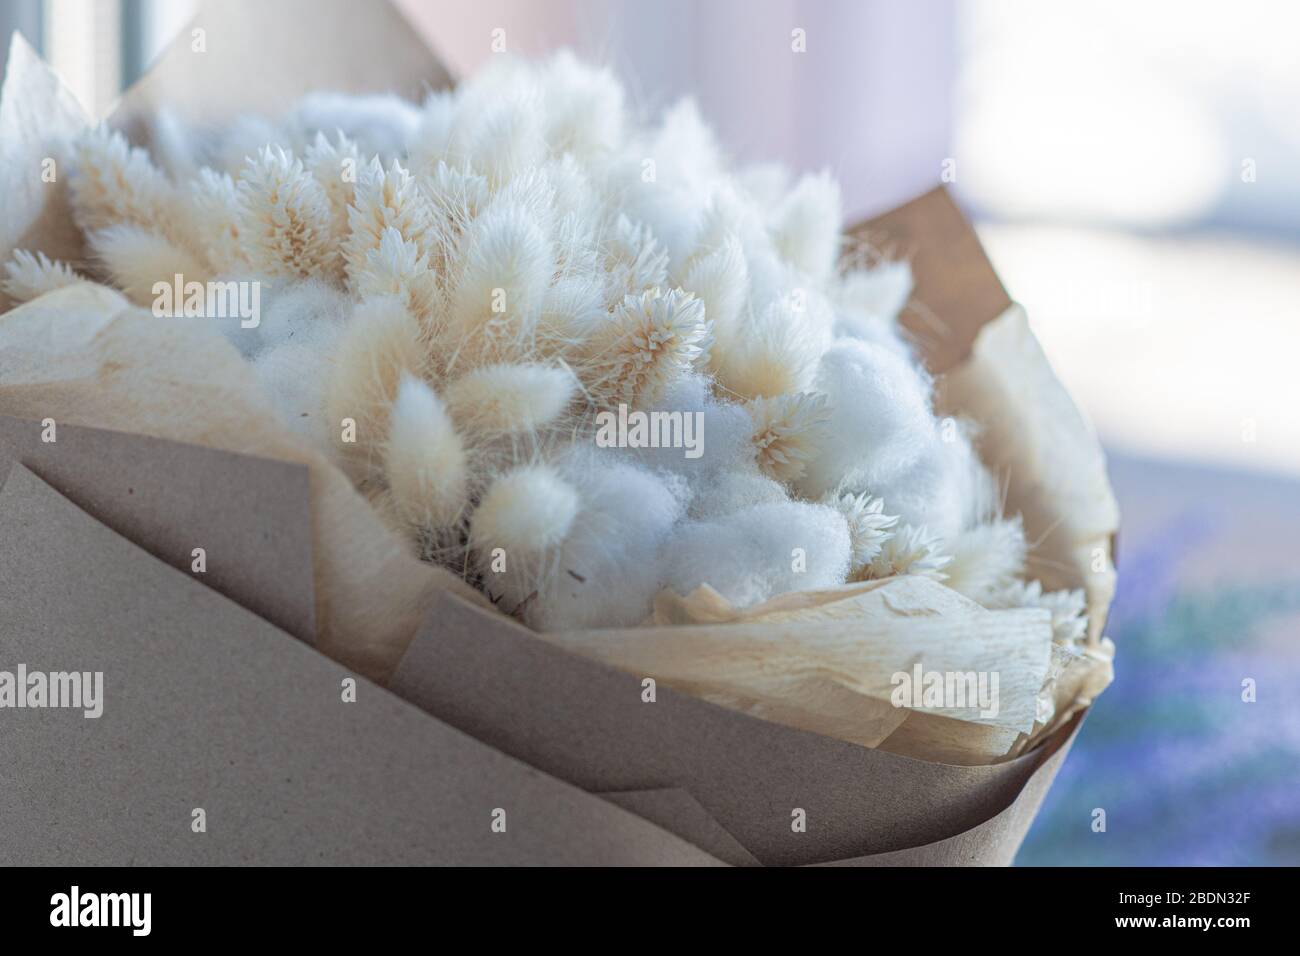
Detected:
[0,464,720,866]
[0,413,316,643]
[391,590,1076,866]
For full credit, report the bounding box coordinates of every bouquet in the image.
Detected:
[0,0,1120,866]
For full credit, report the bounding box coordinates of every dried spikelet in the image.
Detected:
[457,93,547,188]
[990,580,1088,644]
[353,227,441,329]
[603,215,669,306]
[539,51,625,157]
[537,275,607,358]
[236,146,336,280]
[471,464,580,606]
[384,376,468,540]
[304,130,362,247]
[407,89,458,174]
[88,225,212,305]
[324,295,430,483]
[69,126,178,238]
[2,250,84,303]
[342,157,436,287]
[942,517,1028,604]
[444,363,577,437]
[747,392,830,482]
[859,523,951,582]
[582,288,711,411]
[189,169,250,274]
[443,202,554,371]
[770,170,841,282]
[828,492,900,573]
[680,234,748,351]
[713,300,822,399]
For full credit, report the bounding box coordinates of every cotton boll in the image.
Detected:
[255,277,352,352]
[384,376,469,537]
[942,517,1027,605]
[660,501,851,608]
[444,363,578,437]
[540,51,625,159]
[527,456,686,630]
[616,372,754,481]
[253,330,345,446]
[687,466,788,520]
[795,338,936,499]
[289,91,421,162]
[870,419,992,543]
[769,171,841,283]
[471,464,581,610]
[324,295,430,482]
[88,225,211,306]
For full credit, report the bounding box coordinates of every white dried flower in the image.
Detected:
[304,130,362,249]
[860,523,951,581]
[189,168,249,274]
[603,215,669,304]
[942,517,1028,604]
[236,146,336,280]
[2,250,84,303]
[342,157,435,287]
[384,376,468,536]
[444,363,577,437]
[991,580,1089,644]
[583,288,711,410]
[747,392,830,483]
[829,492,900,572]
[353,227,440,327]
[69,126,178,237]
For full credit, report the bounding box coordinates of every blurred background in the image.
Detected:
[4,0,1296,864]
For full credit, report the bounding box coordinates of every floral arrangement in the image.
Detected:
[3,52,1088,648]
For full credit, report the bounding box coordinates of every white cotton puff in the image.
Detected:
[444,363,578,437]
[255,277,353,353]
[688,466,789,520]
[795,338,936,499]
[872,419,993,544]
[659,501,851,608]
[88,224,210,306]
[539,51,625,159]
[769,171,842,283]
[253,326,346,447]
[471,464,581,609]
[384,376,469,532]
[288,91,422,162]
[527,454,687,630]
[617,372,753,482]
[942,516,1027,605]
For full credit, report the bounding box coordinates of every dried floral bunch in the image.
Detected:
[5,52,1089,651]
